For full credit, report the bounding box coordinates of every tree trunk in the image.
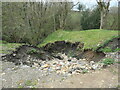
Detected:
[100,11,106,29]
[100,11,103,29]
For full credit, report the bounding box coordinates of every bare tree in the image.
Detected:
[96,0,111,29]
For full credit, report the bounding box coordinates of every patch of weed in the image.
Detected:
[82,69,88,74]
[116,61,120,64]
[25,80,38,86]
[117,85,120,88]
[102,58,115,65]
[18,85,24,88]
[114,48,120,52]
[100,47,113,52]
[27,48,38,54]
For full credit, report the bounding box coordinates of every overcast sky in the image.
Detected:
[72,0,118,10]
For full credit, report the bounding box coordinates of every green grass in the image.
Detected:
[38,29,119,50]
[101,58,115,65]
[0,40,23,54]
[99,47,113,52]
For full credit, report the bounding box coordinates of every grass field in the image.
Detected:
[38,29,119,50]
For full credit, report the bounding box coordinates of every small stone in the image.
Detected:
[43,68,48,71]
[72,71,76,74]
[61,66,68,72]
[68,71,72,74]
[56,70,61,74]
[56,66,61,70]
[91,64,99,70]
[79,66,86,69]
[59,62,65,66]
[34,62,39,66]
[76,70,81,73]
[13,53,16,56]
[41,64,50,68]
[90,61,95,66]
[1,73,5,75]
[82,59,86,61]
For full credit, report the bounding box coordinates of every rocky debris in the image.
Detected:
[105,51,120,61]
[1,41,107,75]
[29,53,106,75]
[1,41,105,67]
[2,52,107,76]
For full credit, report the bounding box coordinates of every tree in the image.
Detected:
[77,3,85,12]
[2,2,73,45]
[96,0,111,29]
[81,6,100,30]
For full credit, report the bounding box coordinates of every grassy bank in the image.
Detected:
[38,29,119,50]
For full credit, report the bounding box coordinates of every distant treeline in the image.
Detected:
[2,2,118,45]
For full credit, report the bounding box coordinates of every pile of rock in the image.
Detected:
[105,52,120,61]
[31,53,105,75]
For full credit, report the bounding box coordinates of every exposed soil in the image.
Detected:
[2,41,105,66]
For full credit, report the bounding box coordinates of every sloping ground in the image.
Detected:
[38,29,119,50]
[97,37,120,52]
